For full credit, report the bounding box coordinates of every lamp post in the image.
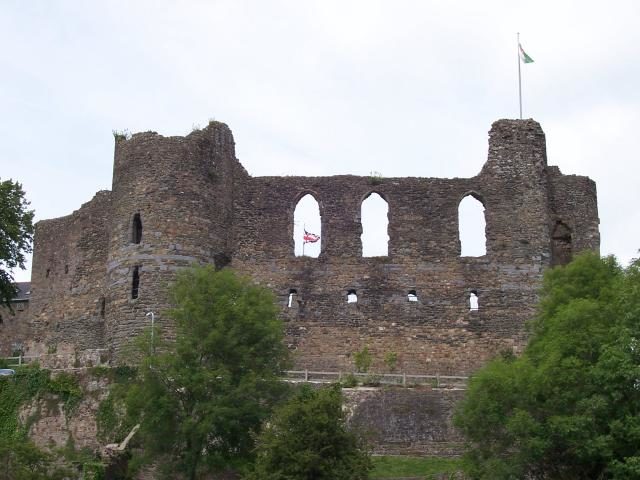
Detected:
[146,311,155,355]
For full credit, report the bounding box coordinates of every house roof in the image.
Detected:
[12,282,31,302]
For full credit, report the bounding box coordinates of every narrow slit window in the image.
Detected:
[459,195,486,256]
[99,297,106,317]
[132,213,143,244]
[407,290,418,302]
[469,290,479,311]
[288,289,298,308]
[46,269,50,278]
[131,266,140,299]
[361,192,389,257]
[347,289,358,304]
[64,265,69,274]
[293,194,322,258]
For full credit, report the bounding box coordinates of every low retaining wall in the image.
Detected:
[345,387,465,456]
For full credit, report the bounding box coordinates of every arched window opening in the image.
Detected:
[459,195,486,257]
[288,289,298,308]
[46,269,50,278]
[132,213,143,244]
[131,266,140,299]
[293,194,321,258]
[407,290,418,302]
[361,192,389,257]
[347,289,358,304]
[551,221,572,266]
[469,289,479,311]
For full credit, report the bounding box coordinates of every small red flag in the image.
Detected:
[303,230,320,243]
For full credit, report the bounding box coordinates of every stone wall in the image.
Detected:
[20,371,462,459]
[345,387,465,456]
[0,302,30,356]
[104,124,245,357]
[230,120,599,374]
[27,191,111,356]
[19,370,110,452]
[2,119,599,376]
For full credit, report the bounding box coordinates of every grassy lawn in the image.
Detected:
[370,455,462,479]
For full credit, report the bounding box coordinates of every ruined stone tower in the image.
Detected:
[1,119,599,375]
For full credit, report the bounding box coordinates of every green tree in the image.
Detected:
[454,252,640,479]
[0,437,68,480]
[354,346,372,373]
[384,351,398,372]
[0,179,34,310]
[117,266,290,480]
[246,384,372,480]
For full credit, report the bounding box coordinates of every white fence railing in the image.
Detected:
[2,356,467,388]
[4,355,40,367]
[283,370,468,388]
[3,349,109,369]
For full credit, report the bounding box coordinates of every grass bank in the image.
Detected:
[371,455,462,479]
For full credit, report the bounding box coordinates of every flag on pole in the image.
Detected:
[303,230,320,243]
[519,44,534,63]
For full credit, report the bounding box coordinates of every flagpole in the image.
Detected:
[517,32,522,120]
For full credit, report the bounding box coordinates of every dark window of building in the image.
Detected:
[131,266,140,299]
[99,297,106,317]
[64,265,69,274]
[347,289,358,303]
[361,192,389,257]
[408,290,418,302]
[132,213,143,244]
[288,289,298,308]
[46,269,50,278]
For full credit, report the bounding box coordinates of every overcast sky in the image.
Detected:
[2,0,639,281]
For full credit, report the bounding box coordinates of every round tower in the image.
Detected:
[105,122,239,360]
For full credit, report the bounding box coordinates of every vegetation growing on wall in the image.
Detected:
[0,366,50,441]
[95,366,138,444]
[0,365,86,478]
[0,366,83,440]
[354,346,372,373]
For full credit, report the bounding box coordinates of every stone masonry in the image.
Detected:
[3,119,599,376]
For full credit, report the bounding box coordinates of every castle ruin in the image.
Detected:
[1,119,600,376]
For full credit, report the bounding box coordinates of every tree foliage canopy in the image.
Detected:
[0,179,34,308]
[0,437,69,480]
[454,252,640,479]
[247,384,372,480]
[114,266,290,480]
